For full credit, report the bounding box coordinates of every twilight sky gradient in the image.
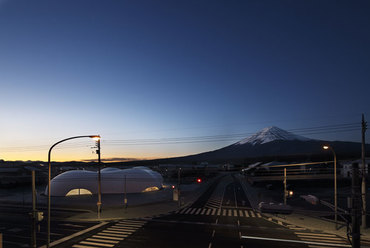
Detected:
[0,0,369,162]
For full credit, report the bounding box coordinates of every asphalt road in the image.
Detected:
[0,206,100,247]
[61,174,351,248]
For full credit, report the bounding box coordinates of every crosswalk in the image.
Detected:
[294,231,350,248]
[204,196,222,209]
[176,207,261,218]
[72,219,147,248]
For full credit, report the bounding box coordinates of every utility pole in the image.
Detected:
[96,139,102,218]
[284,168,287,205]
[178,168,181,207]
[124,175,127,208]
[352,163,361,248]
[362,114,367,229]
[31,171,36,248]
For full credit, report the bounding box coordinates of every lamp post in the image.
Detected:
[47,135,100,248]
[323,145,338,229]
[93,137,102,218]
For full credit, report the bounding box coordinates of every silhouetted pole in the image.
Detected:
[362,114,367,229]
[31,171,36,248]
[178,168,181,207]
[284,168,287,205]
[97,139,102,218]
[352,163,361,248]
[323,145,337,229]
[124,175,127,208]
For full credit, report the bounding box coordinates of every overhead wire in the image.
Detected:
[0,122,363,152]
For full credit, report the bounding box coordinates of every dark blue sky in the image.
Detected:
[1,0,369,160]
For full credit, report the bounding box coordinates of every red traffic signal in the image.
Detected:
[196,178,202,183]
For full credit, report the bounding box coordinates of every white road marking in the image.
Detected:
[217,209,221,216]
[185,208,192,214]
[103,229,131,234]
[228,209,232,216]
[294,232,337,237]
[119,220,146,223]
[101,231,129,237]
[241,235,351,247]
[256,212,261,218]
[244,210,249,217]
[92,235,124,240]
[223,209,227,216]
[113,225,137,230]
[86,238,119,244]
[72,245,96,248]
[212,230,215,237]
[201,209,207,215]
[80,241,114,247]
[239,210,244,217]
[250,211,255,218]
[206,209,212,215]
[179,208,188,214]
[234,210,238,216]
[196,208,202,214]
[111,225,137,229]
[107,228,132,234]
[300,237,344,242]
[116,223,143,227]
[190,208,197,214]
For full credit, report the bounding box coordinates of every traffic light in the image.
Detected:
[196,178,202,183]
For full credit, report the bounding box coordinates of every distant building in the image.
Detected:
[341,158,370,178]
[46,166,163,196]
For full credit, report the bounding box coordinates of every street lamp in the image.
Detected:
[47,135,100,248]
[323,145,338,229]
[92,136,102,218]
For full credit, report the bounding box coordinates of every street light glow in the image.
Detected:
[323,145,329,150]
[91,135,101,141]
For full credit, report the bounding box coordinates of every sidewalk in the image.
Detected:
[236,174,370,243]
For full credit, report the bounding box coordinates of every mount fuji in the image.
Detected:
[175,126,368,162]
[234,126,310,146]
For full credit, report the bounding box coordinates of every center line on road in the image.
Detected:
[212,230,215,237]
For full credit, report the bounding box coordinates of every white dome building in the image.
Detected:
[46,166,163,196]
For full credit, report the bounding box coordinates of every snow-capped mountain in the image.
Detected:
[235,126,310,146]
[171,126,369,162]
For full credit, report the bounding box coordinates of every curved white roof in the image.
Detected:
[46,166,163,196]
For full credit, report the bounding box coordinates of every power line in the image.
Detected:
[0,122,362,152]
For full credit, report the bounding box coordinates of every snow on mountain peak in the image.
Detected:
[235,126,310,146]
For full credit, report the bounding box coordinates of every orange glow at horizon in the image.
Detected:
[0,149,184,162]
